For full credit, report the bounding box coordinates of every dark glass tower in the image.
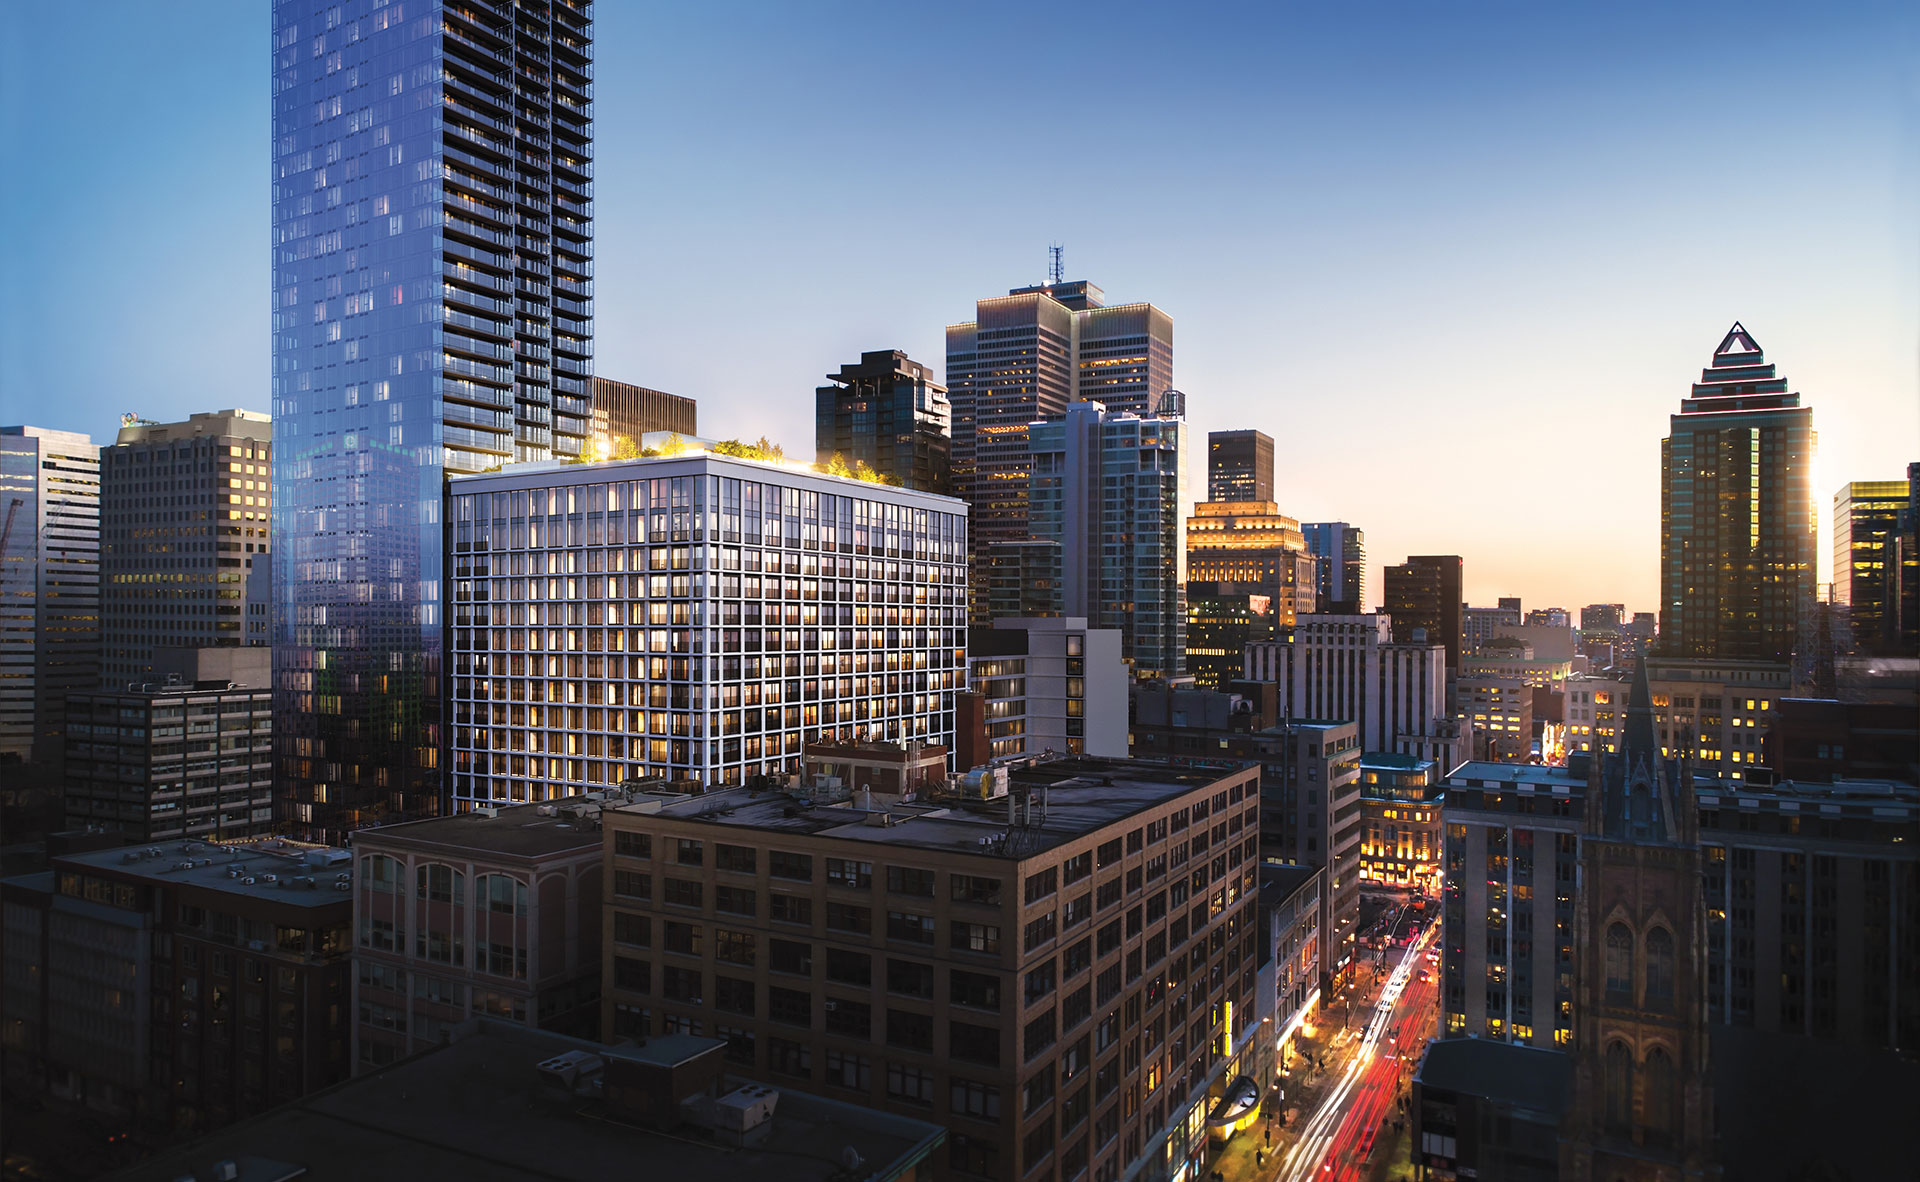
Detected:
[1384,554,1463,669]
[1833,478,1915,656]
[1206,429,1273,503]
[814,349,952,495]
[271,0,593,840]
[1659,323,1815,663]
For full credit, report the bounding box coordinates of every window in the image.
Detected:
[1097,877,1123,911]
[1026,960,1057,1003]
[827,858,873,889]
[826,997,871,1036]
[825,1049,870,1090]
[951,969,1002,1011]
[1062,985,1093,1031]
[951,921,1001,955]
[951,873,1003,906]
[1061,1082,1090,1131]
[770,939,813,976]
[826,902,872,934]
[1643,1047,1675,1138]
[950,1076,1002,1119]
[770,894,812,925]
[1026,866,1059,903]
[887,911,935,945]
[715,928,755,966]
[664,921,702,956]
[714,976,754,1015]
[1097,919,1122,958]
[887,958,935,998]
[715,843,756,873]
[613,912,652,948]
[1065,893,1093,929]
[719,1025,756,1065]
[1064,937,1093,978]
[1063,852,1093,885]
[768,1036,811,1078]
[949,1133,1000,1179]
[481,875,527,916]
[1605,923,1633,1003]
[1096,838,1123,868]
[1604,1040,1633,1130]
[714,885,756,916]
[1023,1062,1056,1114]
[768,986,812,1026]
[1025,911,1058,952]
[1025,1010,1057,1060]
[663,878,702,909]
[1024,1117,1056,1171]
[825,948,871,986]
[662,966,701,1003]
[674,838,704,867]
[614,831,651,858]
[1645,927,1675,1010]
[613,870,651,900]
[950,1020,1001,1066]
[887,1061,934,1105]
[417,863,464,904]
[769,851,812,881]
[887,1008,934,1051]
[887,866,935,896]
[360,854,398,893]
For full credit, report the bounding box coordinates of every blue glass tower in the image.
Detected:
[271,0,594,839]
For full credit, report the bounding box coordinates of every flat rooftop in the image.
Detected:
[616,757,1246,858]
[47,839,352,909]
[1445,761,1586,789]
[355,800,605,858]
[112,1023,944,1182]
[1416,1037,1572,1117]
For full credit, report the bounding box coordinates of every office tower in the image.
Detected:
[1301,522,1365,615]
[270,0,594,840]
[63,676,274,842]
[590,378,697,451]
[946,277,1173,616]
[1452,673,1534,761]
[1526,607,1570,628]
[1660,323,1816,662]
[1833,478,1914,656]
[814,349,953,495]
[444,451,968,806]
[1253,720,1364,981]
[1185,500,1317,688]
[1383,555,1463,668]
[1028,400,1186,676]
[600,757,1264,1182]
[1580,603,1625,635]
[1497,596,1522,615]
[1462,603,1522,656]
[1896,462,1920,654]
[0,426,99,765]
[1357,753,1442,890]
[967,617,1127,759]
[99,410,273,688]
[351,802,604,1070]
[1,839,353,1138]
[1243,613,1466,770]
[1207,429,1273,503]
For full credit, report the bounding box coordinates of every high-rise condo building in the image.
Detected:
[1383,555,1463,669]
[1833,478,1915,657]
[590,378,697,452]
[600,757,1264,1182]
[967,617,1128,760]
[1028,400,1186,677]
[270,0,594,839]
[1301,522,1365,616]
[946,278,1173,616]
[814,350,953,495]
[99,410,273,688]
[0,426,99,765]
[1206,429,1273,503]
[444,452,968,806]
[1660,323,1816,662]
[1184,501,1317,689]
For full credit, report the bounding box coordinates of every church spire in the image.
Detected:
[1600,660,1683,843]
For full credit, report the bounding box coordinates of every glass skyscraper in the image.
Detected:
[0,427,99,765]
[1659,323,1815,663]
[271,0,593,839]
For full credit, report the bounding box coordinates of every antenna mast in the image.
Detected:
[1048,243,1064,286]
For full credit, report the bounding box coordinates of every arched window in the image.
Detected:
[1604,1041,1634,1130]
[1642,1047,1675,1141]
[360,854,397,893]
[1645,927,1675,1010]
[1605,923,1633,1003]
[417,863,465,905]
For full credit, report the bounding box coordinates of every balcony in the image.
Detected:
[443,260,512,296]
[442,283,515,319]
[444,307,513,342]
[442,378,514,411]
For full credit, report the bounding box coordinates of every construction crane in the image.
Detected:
[0,497,23,558]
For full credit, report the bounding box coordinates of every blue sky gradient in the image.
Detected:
[3,0,1915,610]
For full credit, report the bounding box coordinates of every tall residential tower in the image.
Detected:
[271,0,594,839]
[814,349,952,494]
[0,427,99,765]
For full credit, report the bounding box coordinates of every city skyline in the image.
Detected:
[3,1,1915,613]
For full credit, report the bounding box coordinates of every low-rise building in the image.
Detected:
[112,1023,945,1182]
[1454,672,1535,762]
[2,838,353,1136]
[349,801,605,1072]
[1260,863,1324,1063]
[1357,753,1442,891]
[62,676,273,842]
[600,757,1262,1182]
[1646,656,1791,780]
[1562,671,1633,756]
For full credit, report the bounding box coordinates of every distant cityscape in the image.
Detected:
[0,4,1914,1182]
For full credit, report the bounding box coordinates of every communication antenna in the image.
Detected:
[1048,244,1064,286]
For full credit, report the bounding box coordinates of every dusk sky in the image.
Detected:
[3,1,1914,613]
